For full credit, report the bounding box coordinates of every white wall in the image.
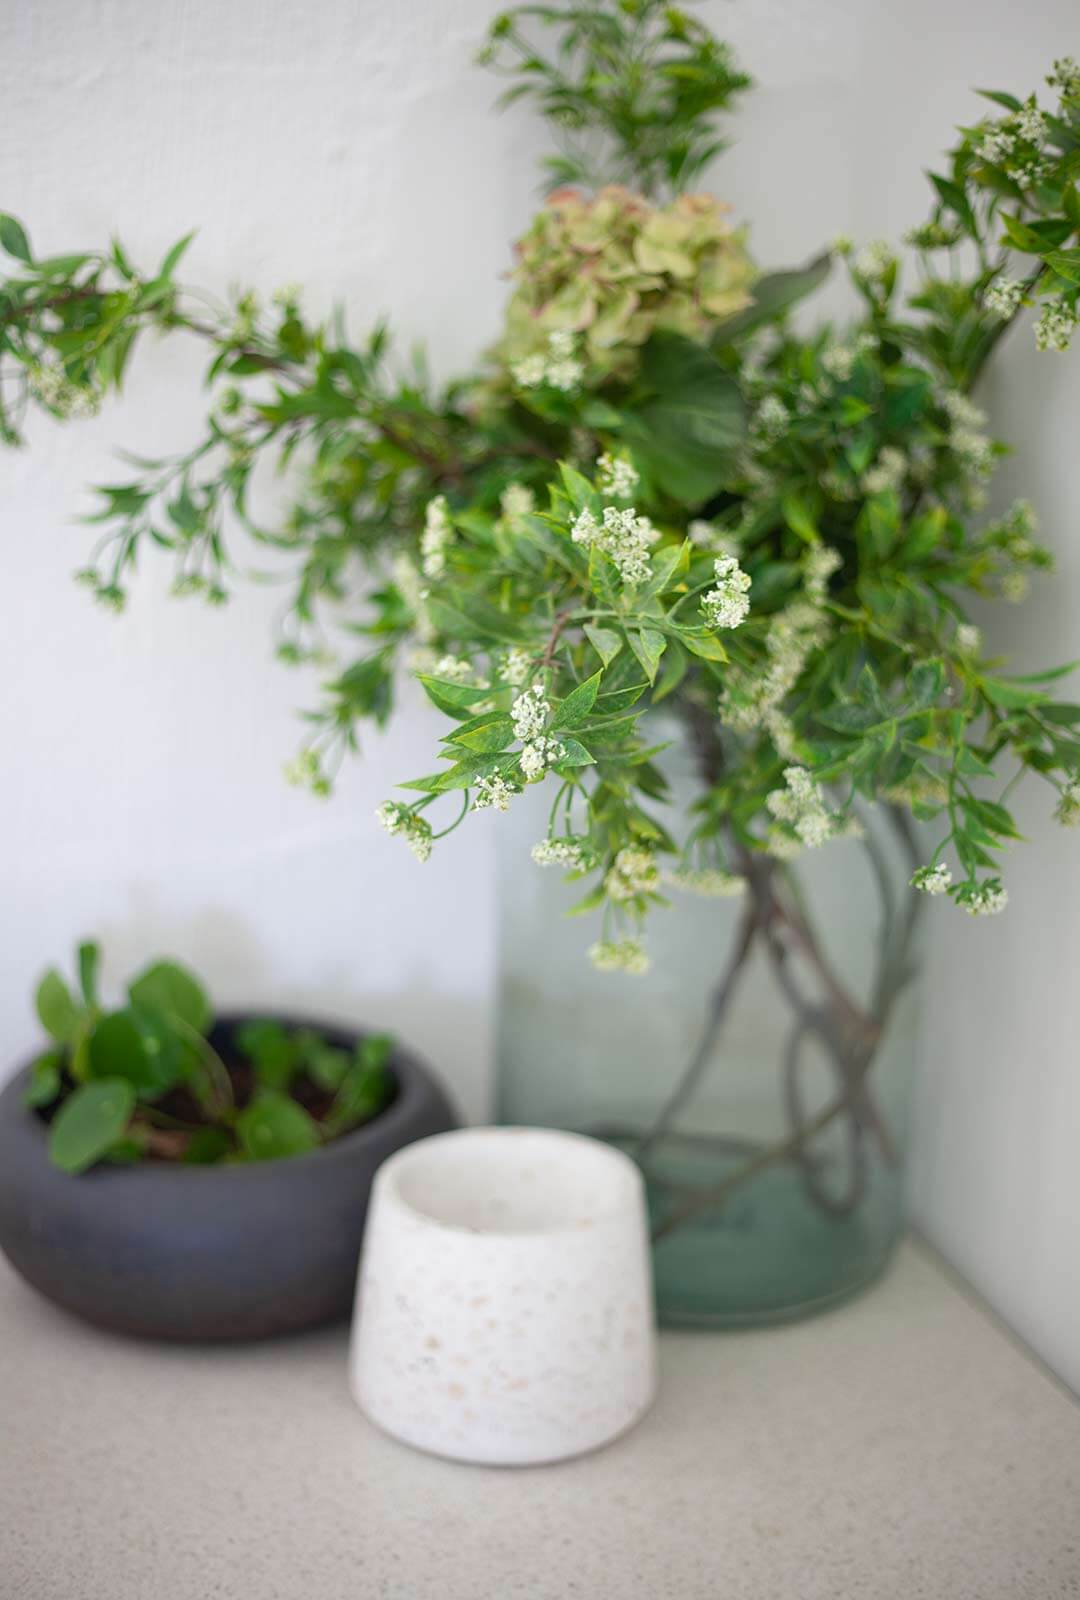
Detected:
[2,0,1078,1384]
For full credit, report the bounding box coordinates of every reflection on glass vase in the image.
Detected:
[495,745,923,1327]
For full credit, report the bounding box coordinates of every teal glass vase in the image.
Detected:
[495,738,923,1327]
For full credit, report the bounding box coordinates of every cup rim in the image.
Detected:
[374,1124,644,1240]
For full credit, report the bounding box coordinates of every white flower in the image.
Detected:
[766,766,835,850]
[804,544,842,600]
[822,344,855,381]
[433,655,474,682]
[911,862,952,896]
[984,278,1024,320]
[421,495,453,579]
[604,848,660,903]
[499,482,535,526]
[701,554,752,630]
[532,835,591,869]
[375,802,433,862]
[511,684,550,742]
[978,125,1016,165]
[941,390,987,430]
[854,240,894,283]
[753,395,789,439]
[1055,780,1080,827]
[956,623,981,656]
[520,736,565,781]
[588,939,651,976]
[1035,298,1077,353]
[764,827,804,861]
[499,647,532,687]
[861,446,906,496]
[960,882,1008,916]
[596,453,639,499]
[1001,571,1029,603]
[1016,102,1048,146]
[473,774,517,812]
[667,867,746,898]
[572,503,659,586]
[1047,57,1080,99]
[830,235,853,256]
[511,353,547,388]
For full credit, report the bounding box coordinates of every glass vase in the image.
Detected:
[495,731,923,1327]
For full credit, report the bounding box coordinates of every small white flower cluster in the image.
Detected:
[955,622,981,656]
[473,774,518,813]
[499,482,535,527]
[284,749,330,798]
[977,99,1049,184]
[27,360,102,420]
[854,240,895,293]
[520,737,565,780]
[511,685,550,742]
[1047,57,1080,99]
[667,866,746,898]
[766,766,835,849]
[904,221,962,251]
[1035,298,1078,353]
[588,938,651,976]
[1054,780,1080,827]
[604,847,660,903]
[701,555,752,630]
[511,686,565,781]
[499,646,532,687]
[531,835,591,870]
[720,598,828,733]
[375,801,433,863]
[804,544,842,601]
[596,453,639,499]
[911,862,952,896]
[959,882,1008,917]
[571,504,660,586]
[688,519,740,560]
[984,278,1024,320]
[862,446,906,496]
[1001,571,1030,604]
[421,495,453,579]
[392,553,435,642]
[511,330,584,392]
[821,344,855,382]
[753,395,789,439]
[941,391,995,481]
[433,655,475,683]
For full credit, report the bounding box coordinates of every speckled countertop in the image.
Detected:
[2,1239,1077,1599]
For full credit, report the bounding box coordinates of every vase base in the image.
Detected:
[656,1244,898,1329]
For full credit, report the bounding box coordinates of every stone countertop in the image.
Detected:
[2,1239,1077,1600]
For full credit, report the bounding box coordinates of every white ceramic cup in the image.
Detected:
[349,1126,657,1465]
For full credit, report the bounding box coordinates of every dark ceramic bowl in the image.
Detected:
[0,1013,457,1342]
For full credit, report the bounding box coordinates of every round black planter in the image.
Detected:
[0,1013,458,1342]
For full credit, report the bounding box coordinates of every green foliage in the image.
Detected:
[25,942,395,1173]
[4,16,1080,966]
[477,0,752,196]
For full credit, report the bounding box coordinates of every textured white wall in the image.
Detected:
[2,0,1078,1382]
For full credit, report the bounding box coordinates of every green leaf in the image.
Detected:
[1044,249,1080,287]
[0,213,32,264]
[87,1009,179,1097]
[127,960,211,1035]
[236,1090,320,1162]
[35,970,82,1044]
[48,1080,135,1174]
[325,1034,392,1135]
[710,254,831,346]
[77,941,101,1009]
[594,682,649,714]
[417,674,496,719]
[552,671,602,730]
[781,491,819,544]
[183,1127,233,1165]
[627,627,667,683]
[23,1051,63,1110]
[981,677,1046,710]
[159,230,195,278]
[629,332,745,504]
[583,624,623,667]
[445,713,515,754]
[654,639,688,703]
[235,1020,296,1091]
[681,630,728,663]
[552,737,596,767]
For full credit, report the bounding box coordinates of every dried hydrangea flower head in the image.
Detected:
[499,186,755,382]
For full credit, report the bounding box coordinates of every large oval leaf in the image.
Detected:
[48,1080,135,1174]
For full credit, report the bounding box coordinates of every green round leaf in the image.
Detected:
[35,969,83,1044]
[128,961,211,1035]
[23,1051,63,1110]
[88,1009,180,1097]
[236,1090,320,1162]
[48,1080,135,1174]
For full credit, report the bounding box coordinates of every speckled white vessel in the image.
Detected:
[349,1126,657,1465]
